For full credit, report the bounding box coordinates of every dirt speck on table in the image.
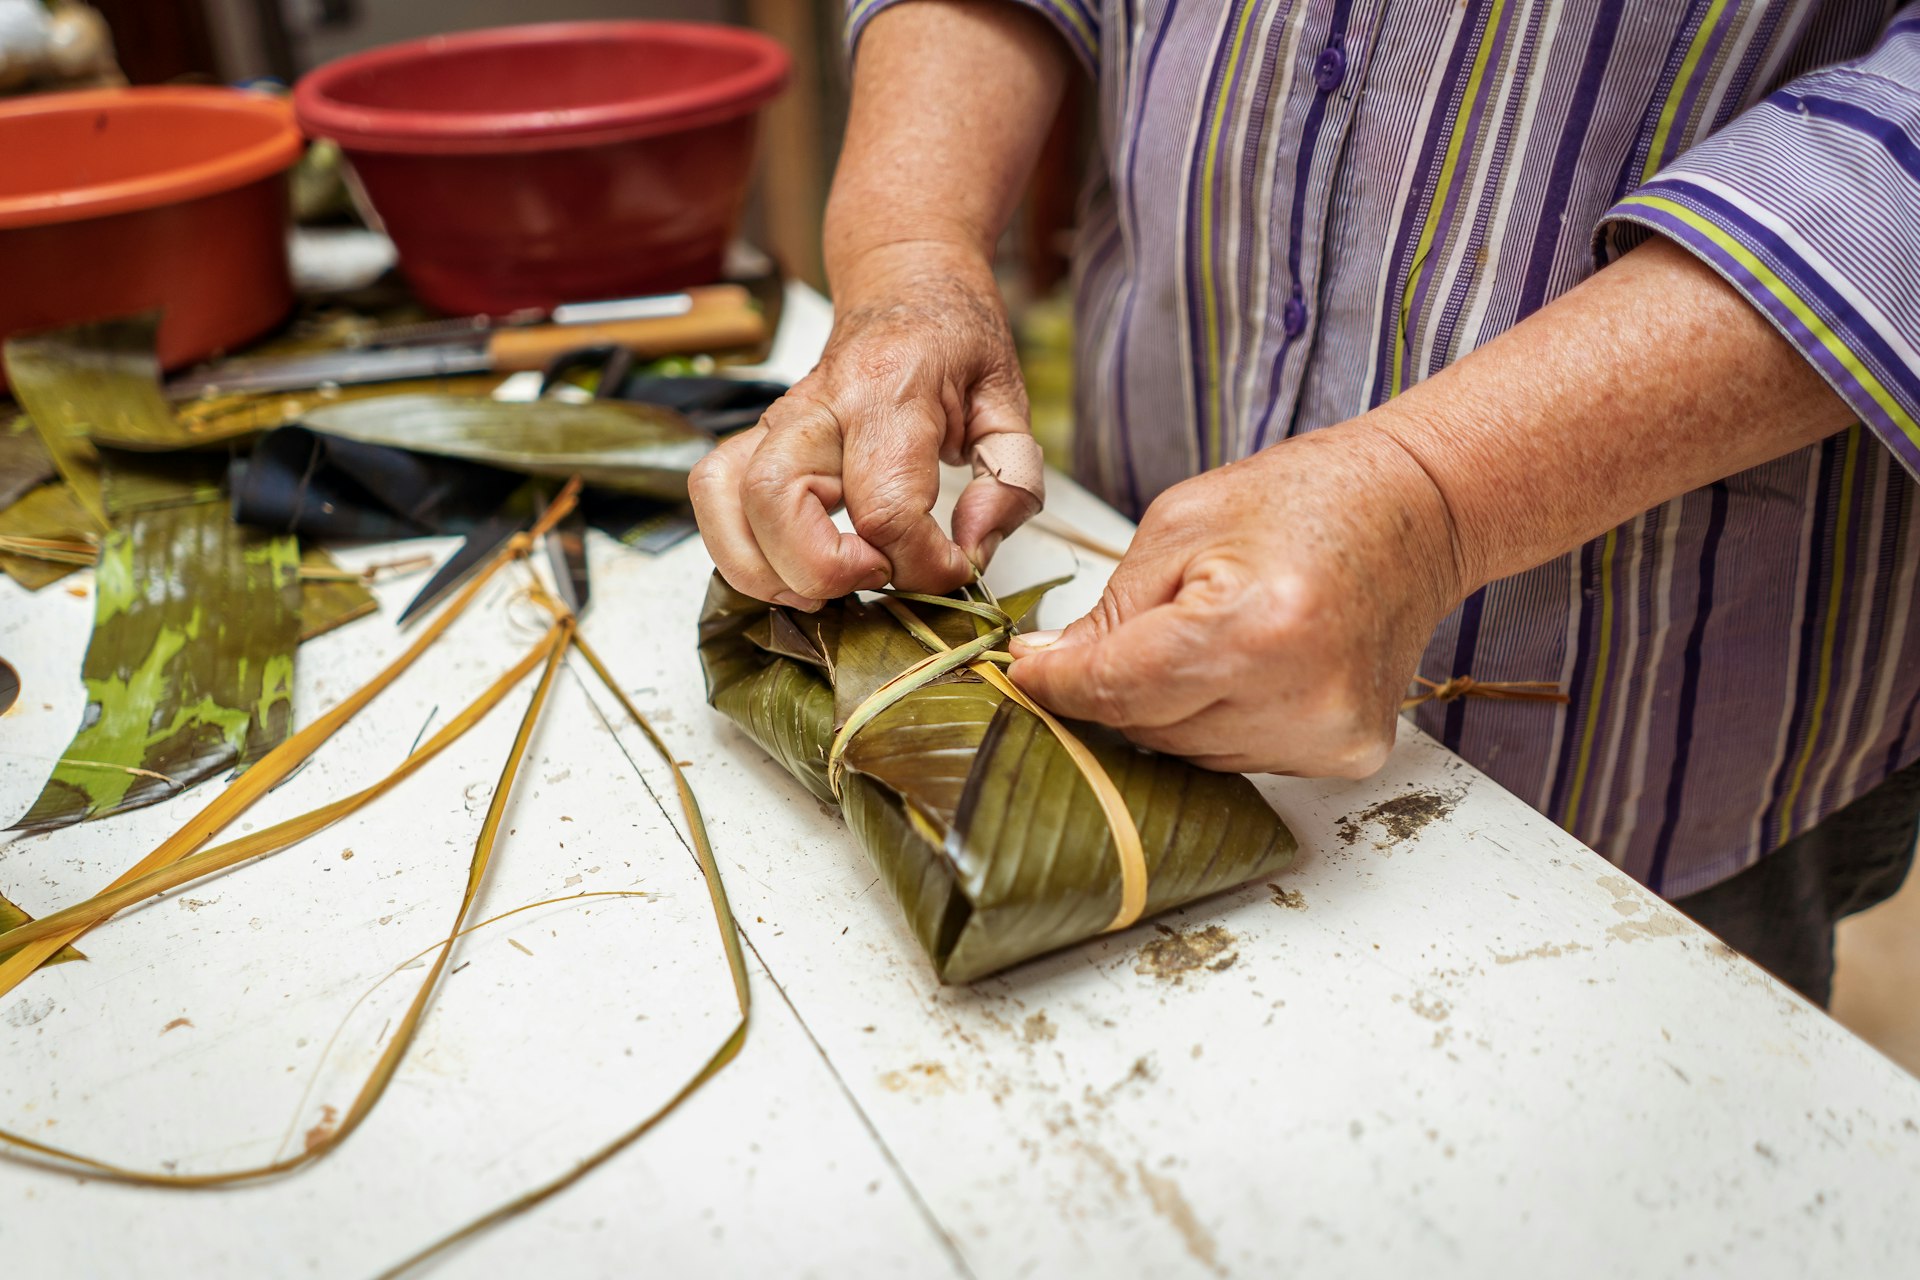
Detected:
[1268,882,1307,910]
[1337,788,1462,850]
[1134,925,1238,984]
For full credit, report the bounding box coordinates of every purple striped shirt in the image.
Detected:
[849,0,1920,897]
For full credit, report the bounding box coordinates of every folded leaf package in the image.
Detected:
[698,574,1296,982]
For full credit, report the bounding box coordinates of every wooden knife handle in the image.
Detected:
[487,291,768,371]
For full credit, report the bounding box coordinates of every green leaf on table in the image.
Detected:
[301,393,713,501]
[13,498,302,833]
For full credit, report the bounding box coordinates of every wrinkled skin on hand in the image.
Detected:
[689,244,1039,610]
[1008,426,1466,778]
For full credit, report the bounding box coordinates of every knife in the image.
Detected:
[168,285,766,398]
[349,289,702,351]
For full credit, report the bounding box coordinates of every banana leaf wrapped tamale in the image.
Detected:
[698,574,1295,982]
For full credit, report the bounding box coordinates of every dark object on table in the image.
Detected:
[622,375,786,435]
[291,22,790,314]
[232,426,525,541]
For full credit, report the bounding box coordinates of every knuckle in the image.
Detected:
[1330,729,1393,779]
[740,457,799,511]
[849,491,926,549]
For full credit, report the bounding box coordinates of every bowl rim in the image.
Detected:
[292,20,791,156]
[0,87,301,230]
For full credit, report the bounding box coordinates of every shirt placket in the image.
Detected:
[1258,0,1385,449]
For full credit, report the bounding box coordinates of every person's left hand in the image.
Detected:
[1007,423,1466,777]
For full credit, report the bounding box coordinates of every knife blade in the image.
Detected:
[168,285,766,399]
[545,504,591,618]
[396,508,531,627]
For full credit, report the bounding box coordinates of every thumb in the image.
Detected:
[1009,532,1184,659]
[951,387,1044,568]
[1006,539,1195,727]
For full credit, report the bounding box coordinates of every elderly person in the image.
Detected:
[691,0,1920,1004]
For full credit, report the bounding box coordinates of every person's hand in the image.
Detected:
[1007,424,1465,777]
[689,242,1039,609]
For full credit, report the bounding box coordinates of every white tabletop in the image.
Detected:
[2,285,1918,1279]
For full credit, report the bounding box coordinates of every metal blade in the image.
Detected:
[545,505,591,617]
[168,345,492,398]
[397,511,528,627]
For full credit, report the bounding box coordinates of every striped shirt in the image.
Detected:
[848,0,1920,898]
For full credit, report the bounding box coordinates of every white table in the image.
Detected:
[2,286,1918,1279]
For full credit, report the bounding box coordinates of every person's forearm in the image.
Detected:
[1365,236,1855,598]
[824,0,1073,292]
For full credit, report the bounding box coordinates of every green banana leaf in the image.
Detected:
[100,450,228,516]
[301,394,713,500]
[171,374,506,447]
[3,315,194,455]
[0,891,82,966]
[14,498,302,833]
[0,415,56,511]
[698,575,1296,983]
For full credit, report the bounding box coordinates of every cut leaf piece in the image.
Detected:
[0,415,57,511]
[13,499,302,833]
[301,394,713,500]
[0,482,94,590]
[0,890,83,965]
[699,574,1296,982]
[298,546,378,641]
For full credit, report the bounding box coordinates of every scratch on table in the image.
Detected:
[878,1061,956,1095]
[1608,914,1691,942]
[4,997,56,1028]
[1136,1161,1225,1274]
[1491,941,1589,965]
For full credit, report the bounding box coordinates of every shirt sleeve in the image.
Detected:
[1600,6,1920,477]
[845,0,1100,75]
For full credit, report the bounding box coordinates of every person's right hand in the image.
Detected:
[688,242,1040,610]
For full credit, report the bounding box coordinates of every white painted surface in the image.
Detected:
[1,287,1917,1279]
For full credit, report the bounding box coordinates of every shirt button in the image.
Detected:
[1313,42,1346,92]
[1282,295,1307,337]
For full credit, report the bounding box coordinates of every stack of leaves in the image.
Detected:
[698,574,1296,983]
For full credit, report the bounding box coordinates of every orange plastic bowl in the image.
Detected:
[0,87,301,388]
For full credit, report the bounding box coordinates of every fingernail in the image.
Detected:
[1018,629,1061,649]
[773,591,822,612]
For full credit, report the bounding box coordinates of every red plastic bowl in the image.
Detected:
[293,21,789,316]
[0,87,300,388]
